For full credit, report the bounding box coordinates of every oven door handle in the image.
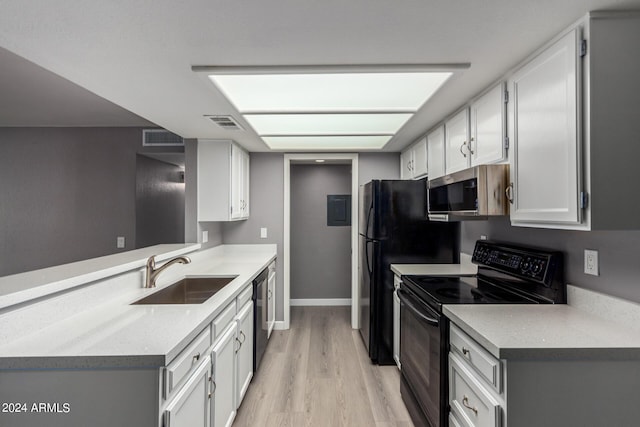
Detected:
[397,289,439,326]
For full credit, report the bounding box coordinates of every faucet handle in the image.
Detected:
[146,255,156,268]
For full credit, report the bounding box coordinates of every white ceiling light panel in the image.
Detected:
[243,113,413,135]
[262,135,392,150]
[209,72,452,112]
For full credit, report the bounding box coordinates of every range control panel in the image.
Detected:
[472,240,558,283]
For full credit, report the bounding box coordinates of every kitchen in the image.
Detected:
[2,1,640,427]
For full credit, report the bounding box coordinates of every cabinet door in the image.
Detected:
[235,301,254,408]
[211,325,237,427]
[470,83,507,166]
[412,138,428,178]
[445,109,471,175]
[393,289,401,370]
[427,125,446,180]
[509,28,581,225]
[164,356,211,427]
[267,270,275,338]
[230,144,243,220]
[400,149,413,180]
[241,150,250,218]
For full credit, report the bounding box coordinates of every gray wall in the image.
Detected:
[290,164,352,300]
[135,155,185,248]
[221,153,284,314]
[358,152,400,184]
[0,127,164,276]
[462,217,640,304]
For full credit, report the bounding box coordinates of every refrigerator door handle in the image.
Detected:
[365,239,375,277]
[365,202,374,239]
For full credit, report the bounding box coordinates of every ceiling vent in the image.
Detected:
[142,129,184,146]
[206,115,245,131]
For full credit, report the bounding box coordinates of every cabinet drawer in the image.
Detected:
[449,353,501,427]
[236,285,253,308]
[213,301,236,339]
[450,413,465,427]
[450,324,502,392]
[165,327,211,397]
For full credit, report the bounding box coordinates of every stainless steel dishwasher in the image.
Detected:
[252,267,269,373]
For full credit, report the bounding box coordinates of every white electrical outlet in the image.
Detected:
[202,230,209,243]
[260,227,268,239]
[584,249,599,276]
[116,236,125,248]
[480,235,488,240]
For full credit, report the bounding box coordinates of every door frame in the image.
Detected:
[283,153,359,329]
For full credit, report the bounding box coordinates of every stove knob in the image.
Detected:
[532,261,543,275]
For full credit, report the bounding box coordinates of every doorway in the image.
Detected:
[283,153,359,329]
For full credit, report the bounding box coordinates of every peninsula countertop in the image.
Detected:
[0,244,277,370]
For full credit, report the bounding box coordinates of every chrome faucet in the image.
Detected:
[144,255,191,288]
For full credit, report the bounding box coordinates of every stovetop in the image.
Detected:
[401,240,566,313]
[402,275,541,312]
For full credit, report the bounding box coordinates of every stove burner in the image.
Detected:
[437,288,462,299]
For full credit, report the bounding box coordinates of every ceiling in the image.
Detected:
[0,0,638,152]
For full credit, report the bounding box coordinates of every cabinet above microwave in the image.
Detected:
[427,164,509,222]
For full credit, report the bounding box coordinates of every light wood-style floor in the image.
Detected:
[233,306,414,427]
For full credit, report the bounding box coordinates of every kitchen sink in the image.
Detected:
[131,276,237,305]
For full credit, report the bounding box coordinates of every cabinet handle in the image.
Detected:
[468,137,475,155]
[462,347,470,356]
[268,289,272,299]
[192,353,200,363]
[208,376,216,398]
[239,331,246,344]
[460,142,468,158]
[235,337,242,353]
[505,183,514,204]
[462,395,478,416]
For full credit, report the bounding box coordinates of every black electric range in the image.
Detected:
[398,240,565,427]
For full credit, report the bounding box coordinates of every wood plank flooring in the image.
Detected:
[233,306,414,427]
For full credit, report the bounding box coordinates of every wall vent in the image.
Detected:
[206,115,245,131]
[142,129,184,146]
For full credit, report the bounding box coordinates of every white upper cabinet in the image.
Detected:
[445,109,471,175]
[508,28,582,226]
[470,82,508,167]
[400,137,428,180]
[198,140,250,222]
[427,125,446,180]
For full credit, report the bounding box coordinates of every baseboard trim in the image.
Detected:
[273,321,287,331]
[290,298,352,306]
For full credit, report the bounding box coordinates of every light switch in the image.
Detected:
[260,228,268,239]
[117,236,125,248]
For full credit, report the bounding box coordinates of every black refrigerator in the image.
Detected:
[358,179,459,365]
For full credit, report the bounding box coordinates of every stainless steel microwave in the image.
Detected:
[427,164,509,221]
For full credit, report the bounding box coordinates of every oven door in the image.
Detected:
[398,287,446,427]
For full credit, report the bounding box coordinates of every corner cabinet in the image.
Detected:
[197,140,250,222]
[427,125,446,180]
[400,137,428,179]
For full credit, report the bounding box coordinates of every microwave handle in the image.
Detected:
[505,183,514,204]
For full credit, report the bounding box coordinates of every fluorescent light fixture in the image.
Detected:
[243,113,412,136]
[262,135,392,150]
[208,72,452,112]
[195,64,468,150]
[315,159,326,163]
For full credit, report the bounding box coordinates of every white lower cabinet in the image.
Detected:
[211,324,237,427]
[393,274,401,370]
[449,325,504,427]
[267,264,276,337]
[164,356,212,427]
[235,300,254,408]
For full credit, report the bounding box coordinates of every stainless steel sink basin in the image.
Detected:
[132,276,237,305]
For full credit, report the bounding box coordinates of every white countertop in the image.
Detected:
[444,289,640,360]
[391,253,477,277]
[0,243,201,310]
[0,244,276,370]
